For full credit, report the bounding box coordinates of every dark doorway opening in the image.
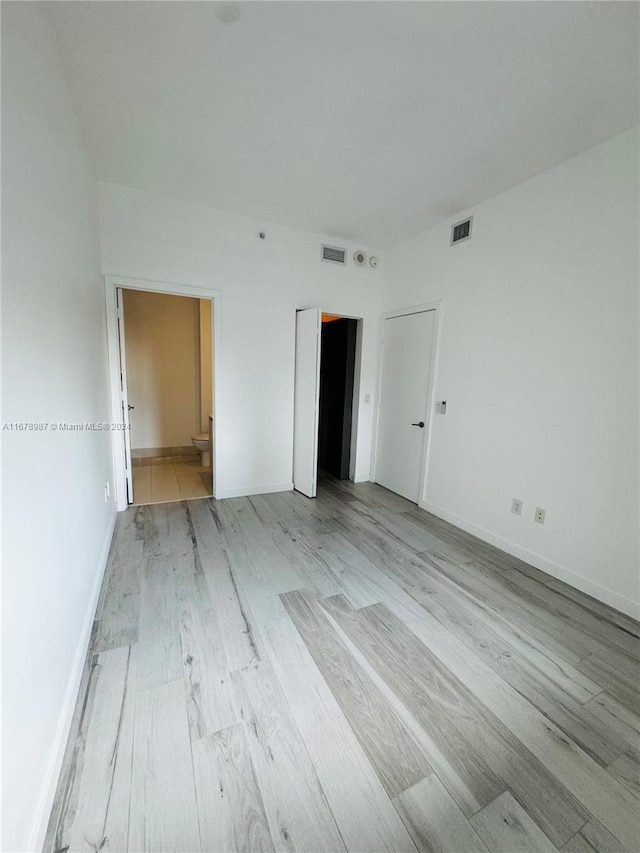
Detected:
[318,316,358,479]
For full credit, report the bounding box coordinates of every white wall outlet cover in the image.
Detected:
[353,250,367,266]
[369,256,379,268]
[511,498,523,515]
[535,507,546,524]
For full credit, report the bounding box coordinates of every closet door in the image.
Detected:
[375,309,435,502]
[293,308,322,497]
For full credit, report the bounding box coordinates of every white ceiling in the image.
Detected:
[45,1,638,247]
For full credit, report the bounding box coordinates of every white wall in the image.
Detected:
[1,6,116,851]
[123,289,201,450]
[98,183,384,496]
[383,128,639,617]
[199,299,213,434]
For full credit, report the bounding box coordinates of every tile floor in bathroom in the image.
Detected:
[131,455,213,505]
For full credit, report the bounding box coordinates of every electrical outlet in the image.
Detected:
[435,401,447,414]
[511,498,523,516]
[535,507,546,524]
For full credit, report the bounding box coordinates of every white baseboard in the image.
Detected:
[420,499,640,620]
[30,508,117,853]
[222,481,294,499]
[353,473,371,483]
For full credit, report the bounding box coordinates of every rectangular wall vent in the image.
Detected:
[451,216,473,245]
[321,244,347,265]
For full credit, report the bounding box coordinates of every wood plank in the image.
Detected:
[176,584,239,740]
[264,616,419,852]
[402,507,524,568]
[129,679,201,853]
[544,575,640,639]
[49,480,640,853]
[187,499,260,671]
[576,655,640,713]
[393,775,489,853]
[319,602,491,817]
[226,497,306,594]
[52,646,136,853]
[423,556,601,703]
[608,752,640,800]
[562,832,599,852]
[406,610,640,851]
[245,501,344,600]
[192,722,274,852]
[44,622,100,853]
[231,659,347,852]
[584,691,640,751]
[94,539,143,653]
[334,503,587,675]
[110,503,145,551]
[136,555,183,693]
[503,565,640,659]
[561,819,629,852]
[321,530,427,621]
[209,500,288,640]
[329,512,463,610]
[141,502,172,558]
[281,588,432,796]
[277,488,338,531]
[579,819,631,852]
[470,791,557,853]
[433,553,597,663]
[94,506,143,622]
[368,548,621,766]
[353,480,418,514]
[288,527,381,609]
[344,500,433,555]
[366,551,623,767]
[459,558,639,667]
[321,597,588,847]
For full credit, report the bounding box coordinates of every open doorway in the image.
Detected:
[115,288,214,505]
[292,308,361,497]
[120,289,213,505]
[318,314,358,480]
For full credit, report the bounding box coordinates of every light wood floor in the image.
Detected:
[46,477,640,853]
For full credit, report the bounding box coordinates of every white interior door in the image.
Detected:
[293,308,322,497]
[375,310,436,502]
[115,288,134,504]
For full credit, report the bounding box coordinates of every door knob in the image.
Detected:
[411,421,425,428]
[128,404,135,411]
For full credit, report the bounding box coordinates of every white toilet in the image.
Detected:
[192,415,212,467]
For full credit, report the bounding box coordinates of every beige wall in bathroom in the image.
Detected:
[199,299,213,433]
[123,289,201,450]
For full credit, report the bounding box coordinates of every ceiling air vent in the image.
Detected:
[451,216,473,246]
[321,244,347,265]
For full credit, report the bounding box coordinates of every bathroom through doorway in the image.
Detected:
[117,288,215,505]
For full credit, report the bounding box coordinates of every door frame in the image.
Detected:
[105,274,223,510]
[293,308,322,498]
[372,300,442,505]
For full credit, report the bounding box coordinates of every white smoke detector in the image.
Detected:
[353,250,367,267]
